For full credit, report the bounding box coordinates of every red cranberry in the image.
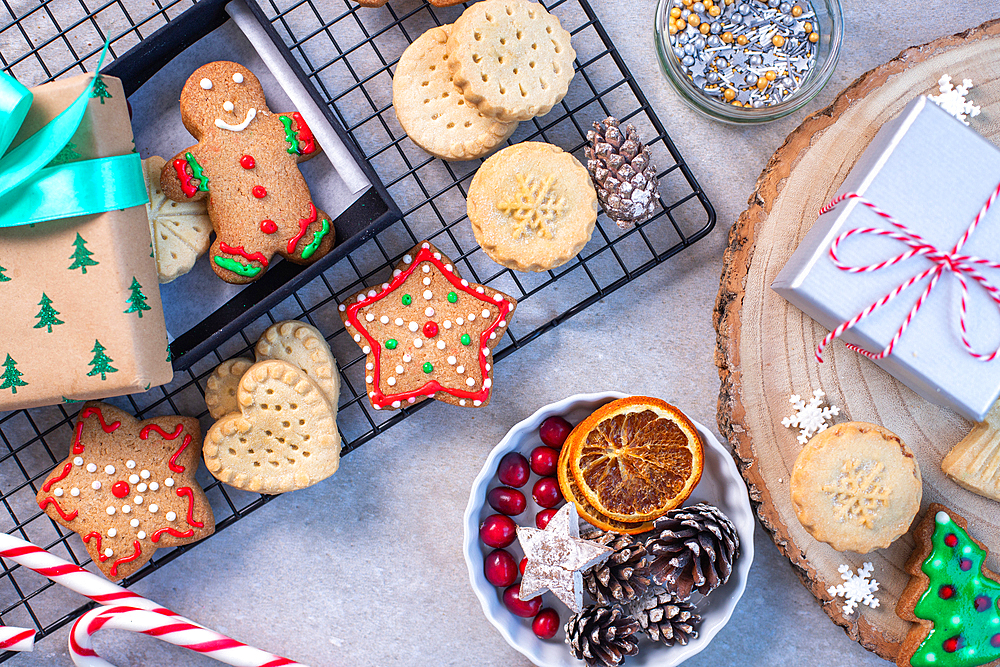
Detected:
[503,583,542,617]
[497,452,530,488]
[487,486,527,516]
[519,557,528,575]
[484,549,518,587]
[530,446,560,476]
[532,608,560,639]
[539,416,572,448]
[535,508,559,529]
[532,477,562,508]
[480,514,517,548]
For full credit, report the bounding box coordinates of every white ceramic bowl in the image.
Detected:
[463,391,755,667]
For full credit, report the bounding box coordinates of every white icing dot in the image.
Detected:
[87,463,97,473]
[474,400,482,407]
[444,320,452,329]
[107,528,117,538]
[140,470,150,480]
[395,318,404,326]
[223,100,235,112]
[137,483,147,493]
[436,340,445,350]
[460,399,467,406]
[461,279,469,287]
[421,243,429,249]
[499,320,506,327]
[130,519,140,527]
[387,377,396,386]
[422,265,431,274]
[366,376,373,384]
[380,316,389,324]
[433,252,441,260]
[71,488,80,497]
[936,511,950,524]
[447,356,457,365]
[457,318,465,325]
[413,339,423,348]
[104,548,113,557]
[409,322,418,332]
[149,504,158,513]
[73,457,83,466]
[403,254,412,264]
[373,403,381,410]
[92,481,101,490]
[357,294,366,302]
[53,488,63,497]
[483,348,491,355]
[366,313,375,322]
[150,482,159,491]
[482,309,490,318]
[490,333,497,340]
[362,346,371,354]
[166,512,176,522]
[424,308,433,318]
[493,294,503,302]
[445,264,453,272]
[486,364,491,371]
[392,269,402,277]
[129,475,139,484]
[232,72,244,83]
[122,505,131,514]
[106,506,115,515]
[200,78,213,89]
[396,365,404,374]
[105,465,115,475]
[423,277,431,286]
[339,304,346,312]
[134,496,143,505]
[407,397,416,404]
[423,290,433,300]
[126,460,136,469]
[366,363,374,370]
[368,290,377,297]
[468,313,476,321]
[345,321,352,328]
[403,354,412,363]
[457,364,467,374]
[165,478,174,487]
[354,334,362,343]
[476,287,485,294]
[483,379,492,389]
[391,401,401,408]
[382,283,389,290]
[137,531,146,540]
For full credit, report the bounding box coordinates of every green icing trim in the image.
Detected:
[214,255,263,278]
[186,152,209,192]
[278,115,299,155]
[300,219,331,260]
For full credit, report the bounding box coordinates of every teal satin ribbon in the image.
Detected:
[0,42,148,228]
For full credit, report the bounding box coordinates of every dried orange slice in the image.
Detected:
[558,443,653,534]
[566,396,703,523]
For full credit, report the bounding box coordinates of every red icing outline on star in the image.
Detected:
[343,244,514,408]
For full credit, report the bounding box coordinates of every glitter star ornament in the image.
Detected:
[36,402,215,581]
[339,241,516,410]
[517,503,614,613]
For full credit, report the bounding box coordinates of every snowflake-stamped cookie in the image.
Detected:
[790,422,922,553]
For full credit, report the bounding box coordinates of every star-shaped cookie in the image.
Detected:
[517,503,613,612]
[339,241,516,410]
[36,402,215,581]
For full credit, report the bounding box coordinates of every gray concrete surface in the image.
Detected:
[9,0,1000,664]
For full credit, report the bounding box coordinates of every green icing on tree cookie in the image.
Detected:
[0,354,27,394]
[910,511,1000,667]
[0,265,10,282]
[123,277,150,318]
[68,233,98,274]
[33,293,64,333]
[86,340,118,380]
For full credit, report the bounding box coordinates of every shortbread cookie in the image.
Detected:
[339,241,517,410]
[941,399,1000,501]
[203,360,341,493]
[144,156,211,283]
[448,0,576,122]
[255,320,340,413]
[467,142,598,272]
[790,422,922,553]
[393,25,517,161]
[36,403,214,580]
[204,358,254,420]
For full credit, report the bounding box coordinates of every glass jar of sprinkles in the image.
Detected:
[654,0,843,123]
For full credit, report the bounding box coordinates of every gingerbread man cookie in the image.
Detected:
[36,403,215,581]
[160,62,335,284]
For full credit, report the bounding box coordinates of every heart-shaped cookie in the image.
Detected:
[255,321,340,414]
[203,360,341,493]
[204,358,254,419]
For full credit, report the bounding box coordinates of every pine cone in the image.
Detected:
[625,585,700,647]
[565,605,640,667]
[585,116,659,229]
[582,532,651,605]
[645,503,740,600]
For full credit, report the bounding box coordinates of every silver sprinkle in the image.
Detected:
[682,55,695,67]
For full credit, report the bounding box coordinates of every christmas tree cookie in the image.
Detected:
[896,504,1000,667]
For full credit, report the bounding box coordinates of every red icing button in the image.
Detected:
[252,185,267,198]
[112,481,130,498]
[939,585,956,600]
[992,634,1000,648]
[260,220,278,234]
[423,321,439,338]
[240,155,255,169]
[943,636,962,653]
[945,533,959,547]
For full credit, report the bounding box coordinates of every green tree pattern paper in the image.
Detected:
[123,277,150,318]
[86,340,118,380]
[0,265,10,282]
[0,355,27,394]
[68,233,98,274]
[33,293,64,333]
[91,75,112,104]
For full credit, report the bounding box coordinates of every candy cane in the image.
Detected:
[70,606,305,667]
[0,626,35,652]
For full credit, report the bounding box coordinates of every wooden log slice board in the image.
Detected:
[715,19,1000,662]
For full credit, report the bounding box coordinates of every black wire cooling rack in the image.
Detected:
[0,0,714,656]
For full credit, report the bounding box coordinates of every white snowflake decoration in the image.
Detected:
[827,562,880,615]
[782,390,840,444]
[928,74,981,125]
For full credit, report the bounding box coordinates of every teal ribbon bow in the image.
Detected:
[0,43,148,228]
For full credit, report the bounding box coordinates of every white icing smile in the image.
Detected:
[215,107,257,132]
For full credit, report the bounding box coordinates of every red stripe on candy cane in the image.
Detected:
[0,627,35,652]
[814,183,1000,363]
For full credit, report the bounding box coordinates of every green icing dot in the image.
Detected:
[402,294,412,306]
[422,362,433,373]
[385,339,398,350]
[461,334,471,346]
[447,291,458,303]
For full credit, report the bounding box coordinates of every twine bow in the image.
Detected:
[814,183,1000,363]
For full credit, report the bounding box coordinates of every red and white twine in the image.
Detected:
[813,183,1000,363]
